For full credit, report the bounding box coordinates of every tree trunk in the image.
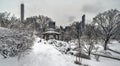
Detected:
[88,47,91,56]
[88,51,91,57]
[104,38,109,50]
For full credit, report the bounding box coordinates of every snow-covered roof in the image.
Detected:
[43,31,60,35]
[47,28,55,31]
[43,28,60,35]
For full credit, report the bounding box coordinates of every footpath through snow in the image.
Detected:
[19,37,77,66]
[0,37,77,66]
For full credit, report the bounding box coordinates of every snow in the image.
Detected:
[20,38,69,66]
[0,56,20,66]
[83,57,120,66]
[0,37,77,66]
[48,39,70,53]
[43,30,60,34]
[43,28,60,34]
[0,36,120,66]
[0,27,34,58]
[109,40,120,51]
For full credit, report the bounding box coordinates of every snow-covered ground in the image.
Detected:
[83,57,120,66]
[19,37,77,66]
[0,37,77,66]
[109,40,120,51]
[0,37,120,66]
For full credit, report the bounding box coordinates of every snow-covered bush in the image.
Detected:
[48,39,70,54]
[0,27,34,58]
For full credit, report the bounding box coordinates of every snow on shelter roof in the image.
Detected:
[43,28,60,35]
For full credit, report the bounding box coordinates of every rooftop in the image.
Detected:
[43,28,60,35]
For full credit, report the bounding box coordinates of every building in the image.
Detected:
[42,22,60,40]
[43,28,60,40]
[21,3,24,22]
[81,14,85,28]
[48,21,55,29]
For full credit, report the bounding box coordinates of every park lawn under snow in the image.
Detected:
[0,37,120,66]
[109,40,120,52]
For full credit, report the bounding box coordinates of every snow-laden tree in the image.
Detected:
[0,12,11,27]
[93,9,120,50]
[0,12,23,29]
[0,27,34,58]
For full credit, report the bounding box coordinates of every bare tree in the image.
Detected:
[0,12,23,29]
[74,22,82,64]
[83,24,96,57]
[93,9,120,50]
[25,15,53,34]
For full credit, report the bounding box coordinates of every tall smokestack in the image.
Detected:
[21,3,24,22]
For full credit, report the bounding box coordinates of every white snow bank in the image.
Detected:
[109,40,120,51]
[83,57,120,66]
[0,56,20,66]
[1,37,120,66]
[19,37,77,66]
[47,39,70,53]
[0,37,77,66]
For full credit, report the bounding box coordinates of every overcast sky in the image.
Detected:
[0,0,120,26]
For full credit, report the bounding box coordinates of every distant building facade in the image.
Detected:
[48,21,55,29]
[81,14,85,28]
[21,3,24,22]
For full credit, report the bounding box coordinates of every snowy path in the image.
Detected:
[19,38,77,66]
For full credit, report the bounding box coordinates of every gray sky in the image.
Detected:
[0,0,120,26]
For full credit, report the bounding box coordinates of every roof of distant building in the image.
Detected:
[43,28,60,35]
